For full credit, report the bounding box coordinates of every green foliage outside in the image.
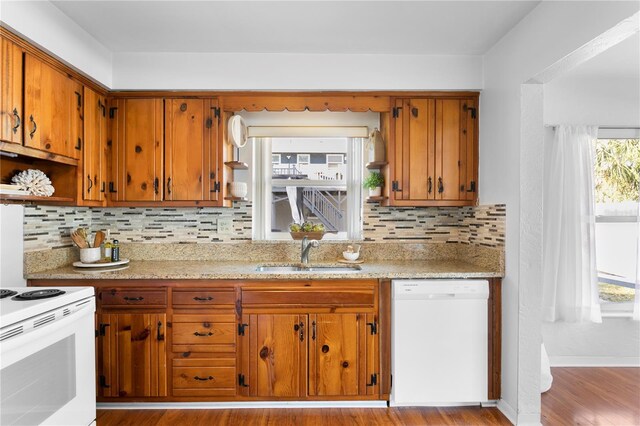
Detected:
[595,139,640,203]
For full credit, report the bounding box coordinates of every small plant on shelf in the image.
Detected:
[363,171,384,197]
[289,221,325,240]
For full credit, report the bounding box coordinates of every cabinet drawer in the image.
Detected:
[99,289,167,307]
[172,314,236,353]
[242,287,375,307]
[172,290,235,308]
[172,358,236,397]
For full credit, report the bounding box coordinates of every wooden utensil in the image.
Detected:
[70,230,88,248]
[93,231,105,248]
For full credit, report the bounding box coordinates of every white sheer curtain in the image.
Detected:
[542,125,602,323]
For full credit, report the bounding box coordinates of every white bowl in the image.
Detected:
[80,247,102,264]
[229,182,248,198]
[343,251,360,261]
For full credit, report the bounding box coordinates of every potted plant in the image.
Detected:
[363,171,384,197]
[289,221,325,240]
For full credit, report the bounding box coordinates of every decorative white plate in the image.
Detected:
[73,258,130,268]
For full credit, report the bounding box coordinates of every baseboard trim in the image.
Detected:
[97,401,389,410]
[550,356,640,367]
[497,399,516,425]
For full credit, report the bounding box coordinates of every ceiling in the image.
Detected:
[51,1,540,55]
[567,32,640,79]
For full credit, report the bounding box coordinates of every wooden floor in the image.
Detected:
[542,367,640,426]
[97,368,640,425]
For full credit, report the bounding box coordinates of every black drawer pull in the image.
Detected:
[193,296,214,301]
[194,376,214,381]
[194,331,213,337]
[123,296,144,301]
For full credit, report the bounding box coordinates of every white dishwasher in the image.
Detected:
[390,279,489,406]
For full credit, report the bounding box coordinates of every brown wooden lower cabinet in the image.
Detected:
[97,312,167,398]
[29,278,500,402]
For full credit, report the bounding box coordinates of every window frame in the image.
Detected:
[252,136,363,241]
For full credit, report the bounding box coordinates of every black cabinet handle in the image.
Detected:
[167,177,172,195]
[123,296,144,301]
[29,115,37,139]
[101,182,106,193]
[193,296,213,301]
[299,322,304,342]
[194,376,214,381]
[438,177,444,194]
[312,321,316,340]
[75,138,82,150]
[87,175,93,193]
[157,321,164,341]
[11,108,20,134]
[154,177,159,195]
[194,331,213,337]
[98,99,106,117]
[108,182,117,193]
[428,177,432,194]
[467,181,476,193]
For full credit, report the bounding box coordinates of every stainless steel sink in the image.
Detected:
[255,265,361,273]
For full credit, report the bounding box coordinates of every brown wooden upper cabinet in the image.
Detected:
[23,54,83,159]
[82,87,107,203]
[164,98,220,202]
[109,98,164,202]
[1,38,23,145]
[109,97,221,203]
[390,96,478,206]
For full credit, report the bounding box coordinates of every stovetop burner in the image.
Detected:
[13,289,66,301]
[0,289,18,299]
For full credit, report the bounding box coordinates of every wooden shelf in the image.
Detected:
[365,161,388,169]
[224,161,249,170]
[366,196,388,203]
[0,142,79,166]
[223,196,248,202]
[0,194,75,204]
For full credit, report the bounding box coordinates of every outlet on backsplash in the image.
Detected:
[217,218,233,234]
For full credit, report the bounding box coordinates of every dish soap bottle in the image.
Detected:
[111,239,120,262]
[103,230,113,261]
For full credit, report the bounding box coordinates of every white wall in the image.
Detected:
[542,319,640,366]
[545,75,640,126]
[112,52,482,90]
[1,1,112,87]
[481,1,640,424]
[542,39,640,367]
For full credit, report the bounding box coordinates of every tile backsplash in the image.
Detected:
[23,203,505,252]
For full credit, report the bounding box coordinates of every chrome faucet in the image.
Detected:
[300,236,320,265]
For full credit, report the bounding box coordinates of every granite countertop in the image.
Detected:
[25,259,503,280]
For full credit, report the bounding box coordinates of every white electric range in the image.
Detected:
[0,287,96,426]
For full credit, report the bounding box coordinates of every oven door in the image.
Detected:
[0,298,96,426]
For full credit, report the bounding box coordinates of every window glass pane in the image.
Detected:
[270,137,349,236]
[594,138,639,305]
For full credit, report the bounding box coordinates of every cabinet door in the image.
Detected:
[1,38,23,144]
[97,313,167,398]
[392,98,436,203]
[435,99,467,201]
[82,87,106,201]
[249,314,306,397]
[110,98,163,201]
[164,99,218,201]
[24,54,81,159]
[461,98,478,201]
[308,313,362,396]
